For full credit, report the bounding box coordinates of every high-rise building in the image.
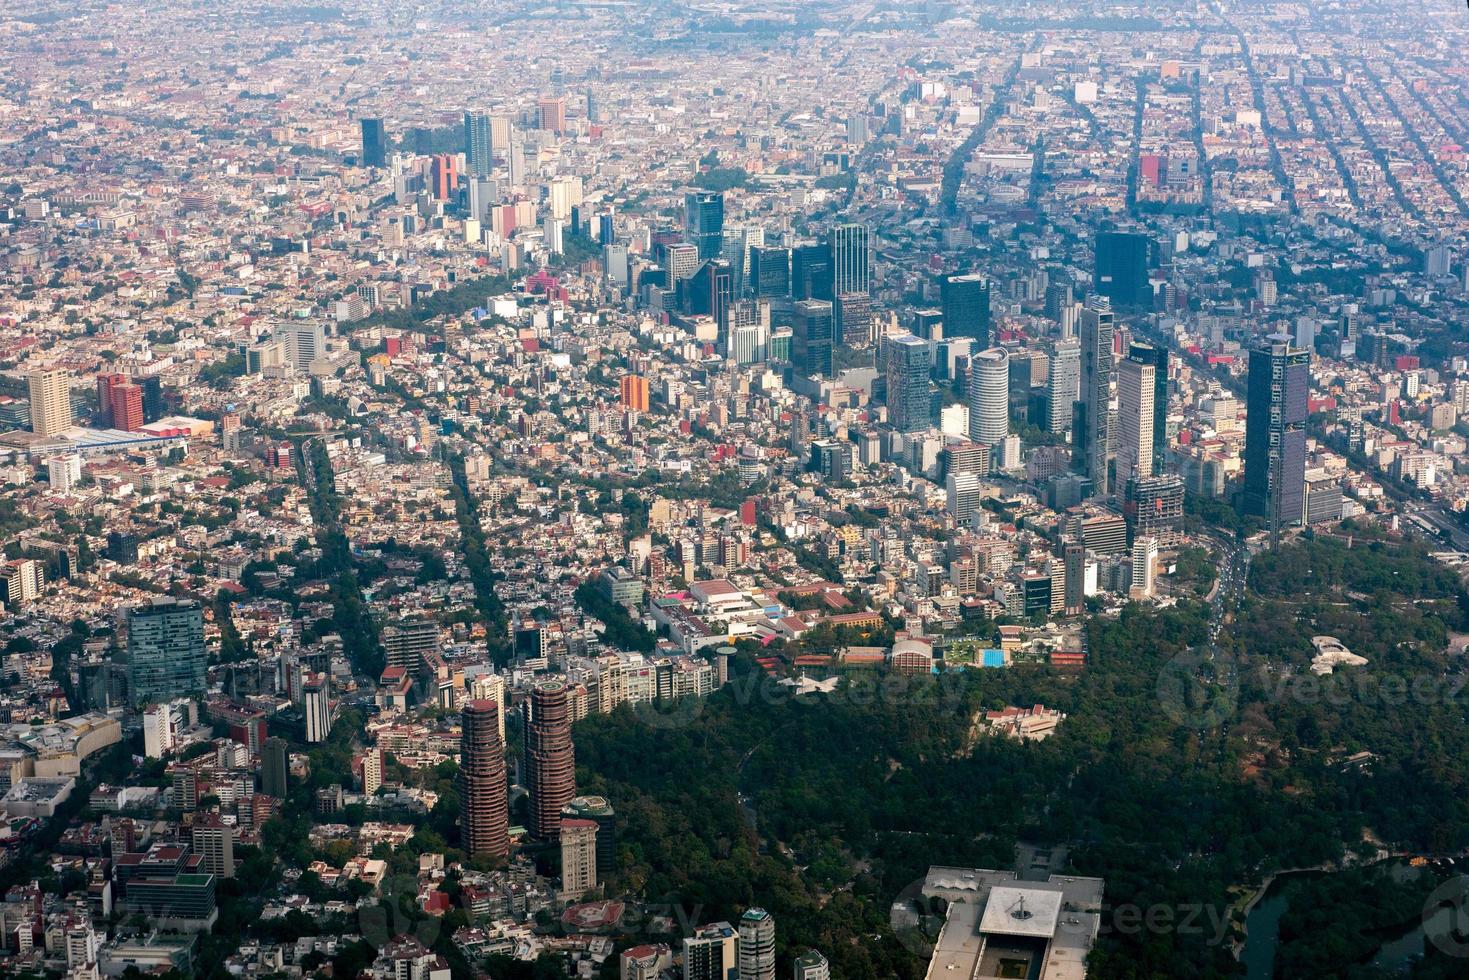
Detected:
[111,383,144,432]
[738,908,776,980]
[430,153,460,201]
[1076,297,1115,495]
[303,675,332,743]
[685,192,725,262]
[1125,475,1185,547]
[828,223,870,297]
[459,699,510,860]
[941,273,992,346]
[526,681,576,839]
[1127,342,1170,472]
[684,923,738,980]
[381,619,439,672]
[562,795,616,879]
[126,598,206,707]
[790,243,832,301]
[537,96,567,134]
[559,818,599,901]
[1063,541,1086,616]
[968,347,1010,447]
[357,746,383,796]
[792,300,836,379]
[1095,231,1153,307]
[665,242,702,289]
[28,370,72,437]
[360,118,387,168]
[834,292,872,346]
[1046,339,1080,434]
[727,300,769,366]
[749,246,791,299]
[793,951,830,980]
[1130,536,1159,599]
[191,816,235,879]
[1116,354,1155,486]
[620,375,651,412]
[885,334,933,434]
[261,737,288,799]
[0,558,43,607]
[1243,340,1309,533]
[273,322,326,371]
[464,112,493,176]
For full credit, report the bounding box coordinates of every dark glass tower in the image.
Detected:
[885,334,932,433]
[359,118,387,169]
[1243,341,1310,533]
[792,300,836,379]
[684,191,725,262]
[940,273,992,346]
[1075,297,1115,496]
[1094,231,1153,307]
[126,598,206,707]
[464,112,492,176]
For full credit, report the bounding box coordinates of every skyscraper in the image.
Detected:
[1128,342,1170,473]
[1095,231,1153,308]
[749,245,791,298]
[562,796,616,879]
[559,818,599,901]
[828,223,870,297]
[28,369,72,437]
[834,292,872,346]
[537,95,567,134]
[1063,540,1086,616]
[1243,340,1309,533]
[885,334,933,434]
[793,951,830,980]
[260,737,288,799]
[968,347,1010,447]
[1116,353,1155,486]
[359,118,387,169]
[792,300,836,379]
[191,816,235,879]
[684,923,738,980]
[459,699,510,860]
[738,908,776,980]
[941,273,992,346]
[790,243,832,301]
[1046,339,1080,435]
[526,681,576,839]
[126,598,206,707]
[685,192,725,262]
[464,112,493,176]
[1076,297,1115,495]
[303,675,332,744]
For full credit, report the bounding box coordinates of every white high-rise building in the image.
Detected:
[48,453,81,492]
[1130,536,1158,599]
[967,347,1010,447]
[559,818,599,901]
[1047,339,1080,434]
[1116,355,1156,485]
[304,675,332,743]
[738,908,776,980]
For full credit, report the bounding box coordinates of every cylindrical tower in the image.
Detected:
[459,699,509,859]
[526,681,576,839]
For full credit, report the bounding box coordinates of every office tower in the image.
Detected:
[620,375,651,412]
[111,383,143,432]
[360,118,387,168]
[1076,298,1115,495]
[749,245,790,298]
[968,347,1010,447]
[1128,342,1170,472]
[727,300,769,366]
[459,700,510,860]
[430,153,459,200]
[739,908,776,980]
[834,292,873,346]
[1116,354,1155,486]
[559,818,599,900]
[261,737,288,799]
[687,259,735,338]
[526,681,576,839]
[598,212,615,246]
[95,372,125,426]
[1243,341,1309,533]
[828,223,870,297]
[792,300,836,378]
[1047,339,1080,434]
[1425,242,1452,277]
[139,375,164,423]
[790,243,832,301]
[382,619,438,671]
[191,816,235,879]
[665,242,701,289]
[1130,536,1158,599]
[685,191,725,262]
[1063,541,1086,616]
[1045,282,1074,323]
[543,216,564,254]
[0,558,43,607]
[107,530,139,565]
[126,598,206,707]
[303,675,332,743]
[537,95,567,134]
[28,369,72,436]
[941,273,992,346]
[1094,231,1153,307]
[793,951,830,980]
[1126,475,1184,546]
[885,334,932,433]
[684,923,738,980]
[946,471,984,522]
[274,322,326,371]
[464,112,493,176]
[562,796,616,879]
[508,139,527,186]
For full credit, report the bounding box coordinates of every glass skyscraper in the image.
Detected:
[885,334,932,433]
[359,117,387,168]
[685,191,725,262]
[941,272,992,346]
[464,112,493,176]
[126,598,206,707]
[1244,340,1310,532]
[792,300,835,379]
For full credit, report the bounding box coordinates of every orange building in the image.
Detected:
[537,96,567,135]
[111,383,144,431]
[619,375,650,412]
